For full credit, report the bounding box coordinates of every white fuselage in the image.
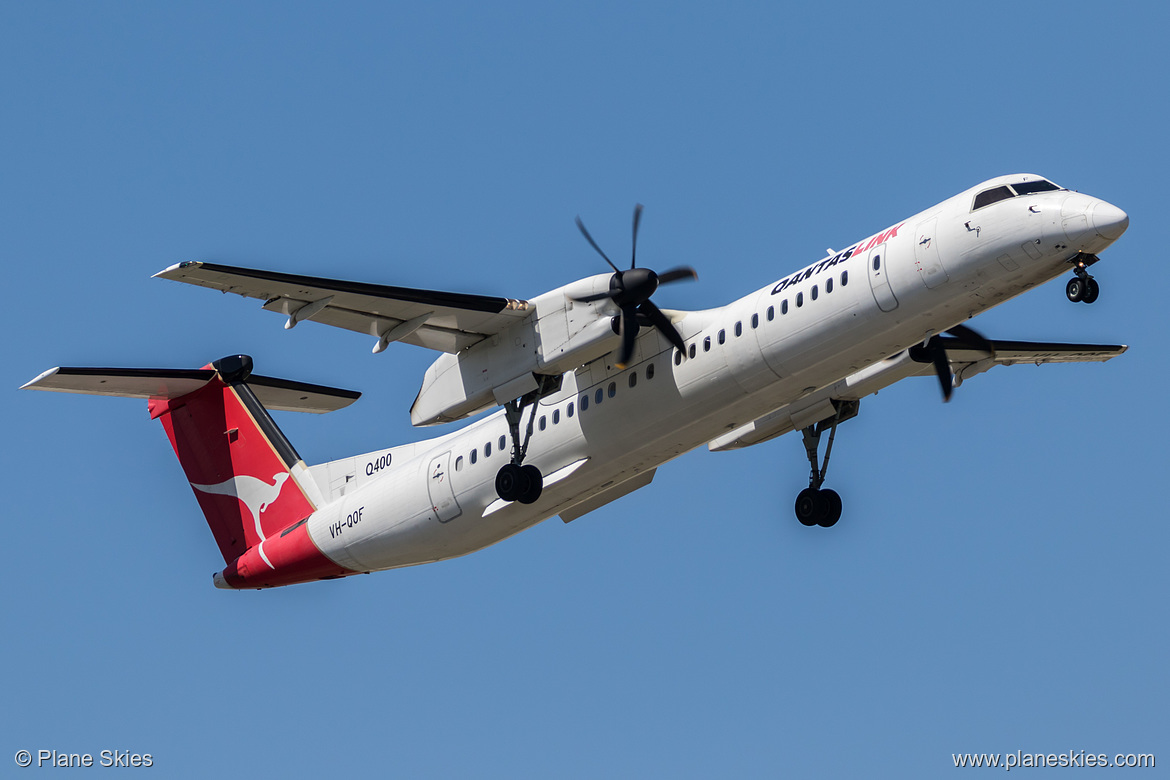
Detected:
[301,176,1126,574]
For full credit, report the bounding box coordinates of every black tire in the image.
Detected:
[819,489,842,528]
[1066,277,1084,303]
[795,488,820,526]
[1082,278,1100,304]
[495,463,523,502]
[517,464,543,504]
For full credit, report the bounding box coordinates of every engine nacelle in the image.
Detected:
[410,275,619,426]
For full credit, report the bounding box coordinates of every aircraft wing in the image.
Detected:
[154,262,532,354]
[942,338,1128,367]
[709,338,1127,452]
[943,337,1127,387]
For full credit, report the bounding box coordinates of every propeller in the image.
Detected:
[908,324,996,402]
[572,204,697,368]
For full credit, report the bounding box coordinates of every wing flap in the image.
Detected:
[156,261,531,353]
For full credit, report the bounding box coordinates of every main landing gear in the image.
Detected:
[794,400,858,528]
[1066,254,1100,304]
[494,377,557,504]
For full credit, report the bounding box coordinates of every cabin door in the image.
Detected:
[867,243,899,312]
[427,451,462,523]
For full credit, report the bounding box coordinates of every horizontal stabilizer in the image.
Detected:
[21,366,360,413]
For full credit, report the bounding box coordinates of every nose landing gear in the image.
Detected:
[1066,254,1101,304]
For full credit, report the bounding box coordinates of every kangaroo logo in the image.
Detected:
[191,472,291,542]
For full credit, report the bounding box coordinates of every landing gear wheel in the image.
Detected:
[1066,277,1085,303]
[495,463,526,502]
[517,464,543,504]
[819,489,842,528]
[795,488,823,527]
[1082,278,1100,304]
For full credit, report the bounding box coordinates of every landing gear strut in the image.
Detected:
[494,377,557,504]
[794,400,857,528]
[1066,254,1100,304]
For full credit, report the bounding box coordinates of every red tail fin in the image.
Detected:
[148,356,319,563]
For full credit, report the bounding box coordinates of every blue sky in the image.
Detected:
[2,2,1166,776]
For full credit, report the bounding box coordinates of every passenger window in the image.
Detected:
[539,416,547,431]
[973,185,1014,210]
[581,394,588,411]
[455,456,464,472]
[675,350,682,365]
[646,363,655,380]
[552,409,560,424]
[608,381,616,398]
[811,285,818,301]
[718,329,726,345]
[751,313,759,329]
[499,435,506,452]
[734,321,742,337]
[567,402,574,418]
[841,270,848,286]
[781,299,789,315]
[767,306,775,321]
[485,441,491,457]
[595,388,603,404]
[470,448,478,465]
[689,344,696,359]
[796,292,804,307]
[703,336,711,352]
[826,278,833,293]
[628,372,637,388]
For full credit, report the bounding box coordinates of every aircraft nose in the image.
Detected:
[1091,201,1129,241]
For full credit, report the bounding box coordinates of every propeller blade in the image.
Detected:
[630,203,643,270]
[616,307,639,368]
[575,216,621,274]
[570,290,619,303]
[639,300,687,355]
[931,343,954,402]
[909,336,955,401]
[656,266,698,285]
[946,323,995,356]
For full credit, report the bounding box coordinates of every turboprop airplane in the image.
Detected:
[23,174,1129,590]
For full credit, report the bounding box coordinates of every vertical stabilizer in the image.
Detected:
[148,356,318,563]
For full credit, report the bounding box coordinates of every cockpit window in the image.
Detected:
[1010,179,1060,195]
[972,186,1014,210]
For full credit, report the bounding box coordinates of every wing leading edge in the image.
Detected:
[154,262,531,354]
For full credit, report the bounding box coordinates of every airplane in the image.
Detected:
[22,174,1129,590]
